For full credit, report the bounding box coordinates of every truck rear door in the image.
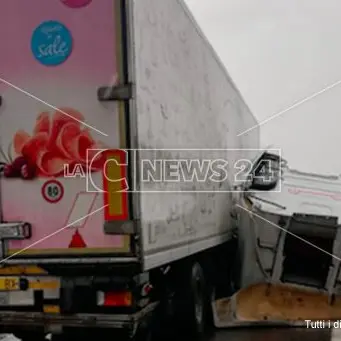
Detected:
[0,0,131,259]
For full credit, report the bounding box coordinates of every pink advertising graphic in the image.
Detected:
[61,0,92,9]
[2,108,107,180]
[0,0,125,256]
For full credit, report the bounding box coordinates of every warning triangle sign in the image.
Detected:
[69,229,87,248]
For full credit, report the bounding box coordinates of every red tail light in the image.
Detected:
[97,291,132,307]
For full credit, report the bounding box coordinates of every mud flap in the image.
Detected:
[212,283,341,328]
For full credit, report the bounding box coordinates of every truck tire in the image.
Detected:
[175,261,207,339]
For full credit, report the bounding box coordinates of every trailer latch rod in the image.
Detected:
[97,83,133,102]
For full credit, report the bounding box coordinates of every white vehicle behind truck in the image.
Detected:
[213,154,341,327]
[0,0,259,340]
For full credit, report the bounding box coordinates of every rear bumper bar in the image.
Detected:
[0,303,158,329]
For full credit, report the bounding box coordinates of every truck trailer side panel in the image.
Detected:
[131,0,260,270]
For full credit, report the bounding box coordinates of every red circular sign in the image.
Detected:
[61,0,92,8]
[42,180,64,203]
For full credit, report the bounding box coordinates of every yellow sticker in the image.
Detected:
[0,266,47,275]
[29,280,60,290]
[0,277,20,291]
[43,305,60,314]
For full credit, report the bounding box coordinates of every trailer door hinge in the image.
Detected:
[0,222,31,240]
[97,83,133,102]
[104,220,135,235]
[0,222,31,261]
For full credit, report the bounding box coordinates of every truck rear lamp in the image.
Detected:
[97,291,132,307]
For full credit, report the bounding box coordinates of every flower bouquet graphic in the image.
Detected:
[0,107,108,180]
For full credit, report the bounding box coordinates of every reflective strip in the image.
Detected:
[103,149,129,220]
[29,280,60,290]
[43,305,60,314]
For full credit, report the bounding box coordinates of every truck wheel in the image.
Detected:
[176,262,207,339]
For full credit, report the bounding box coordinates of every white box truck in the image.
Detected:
[0,0,261,339]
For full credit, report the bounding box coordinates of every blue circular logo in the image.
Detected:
[31,20,73,66]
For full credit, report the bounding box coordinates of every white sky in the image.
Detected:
[185,0,341,175]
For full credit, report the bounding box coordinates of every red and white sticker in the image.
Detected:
[42,180,64,203]
[60,0,92,8]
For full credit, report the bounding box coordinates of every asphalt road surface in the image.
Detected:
[1,327,340,341]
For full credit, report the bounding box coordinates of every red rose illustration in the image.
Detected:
[4,108,108,179]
